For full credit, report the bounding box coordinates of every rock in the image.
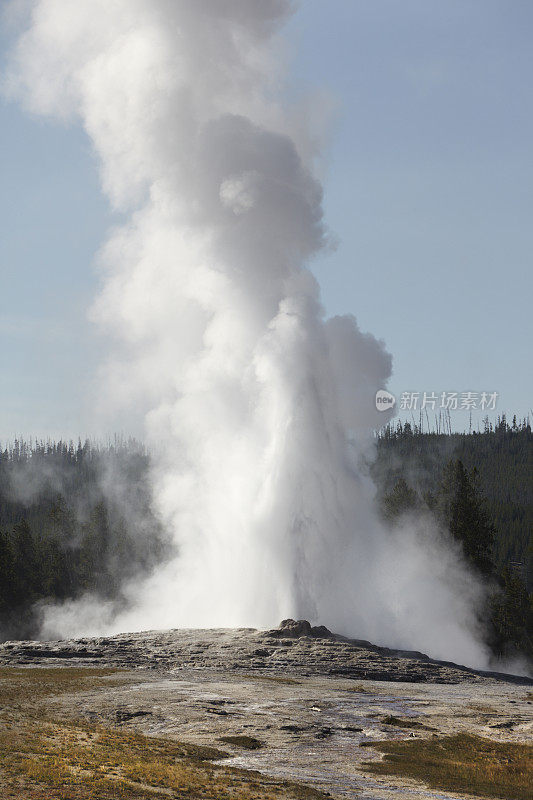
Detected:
[0,625,530,686]
[115,710,152,723]
[265,619,334,639]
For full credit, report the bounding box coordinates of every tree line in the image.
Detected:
[375,415,532,666]
[0,421,531,668]
[0,438,169,640]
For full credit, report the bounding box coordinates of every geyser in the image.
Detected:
[6,0,488,667]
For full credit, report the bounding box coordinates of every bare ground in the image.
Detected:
[0,623,531,799]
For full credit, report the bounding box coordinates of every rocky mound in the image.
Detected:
[0,622,531,685]
[264,619,334,639]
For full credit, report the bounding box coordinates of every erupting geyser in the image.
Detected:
[6,0,488,668]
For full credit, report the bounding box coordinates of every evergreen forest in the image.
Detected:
[0,416,531,669]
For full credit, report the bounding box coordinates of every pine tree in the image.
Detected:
[437,460,494,576]
[382,478,417,520]
[489,567,532,659]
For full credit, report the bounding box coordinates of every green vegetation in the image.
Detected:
[0,666,329,800]
[0,438,169,640]
[364,733,533,800]
[1,420,531,668]
[375,416,533,666]
[436,459,495,575]
[376,415,532,581]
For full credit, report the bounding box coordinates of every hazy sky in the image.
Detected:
[1,1,532,440]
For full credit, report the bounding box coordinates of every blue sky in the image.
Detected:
[1,1,532,440]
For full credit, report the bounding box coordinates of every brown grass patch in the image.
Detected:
[364,732,532,800]
[381,714,433,730]
[219,735,264,750]
[467,702,499,714]
[0,666,129,708]
[0,666,328,800]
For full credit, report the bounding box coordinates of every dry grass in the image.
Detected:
[0,666,328,800]
[381,714,433,730]
[219,735,264,750]
[467,702,499,714]
[0,667,130,708]
[364,733,533,800]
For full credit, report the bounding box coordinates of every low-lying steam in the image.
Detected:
[5,0,488,667]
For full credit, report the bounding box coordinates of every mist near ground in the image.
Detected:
[3,1,495,668]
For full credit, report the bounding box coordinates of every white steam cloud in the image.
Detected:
[5,0,489,667]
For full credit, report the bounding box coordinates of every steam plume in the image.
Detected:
[5,0,488,667]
